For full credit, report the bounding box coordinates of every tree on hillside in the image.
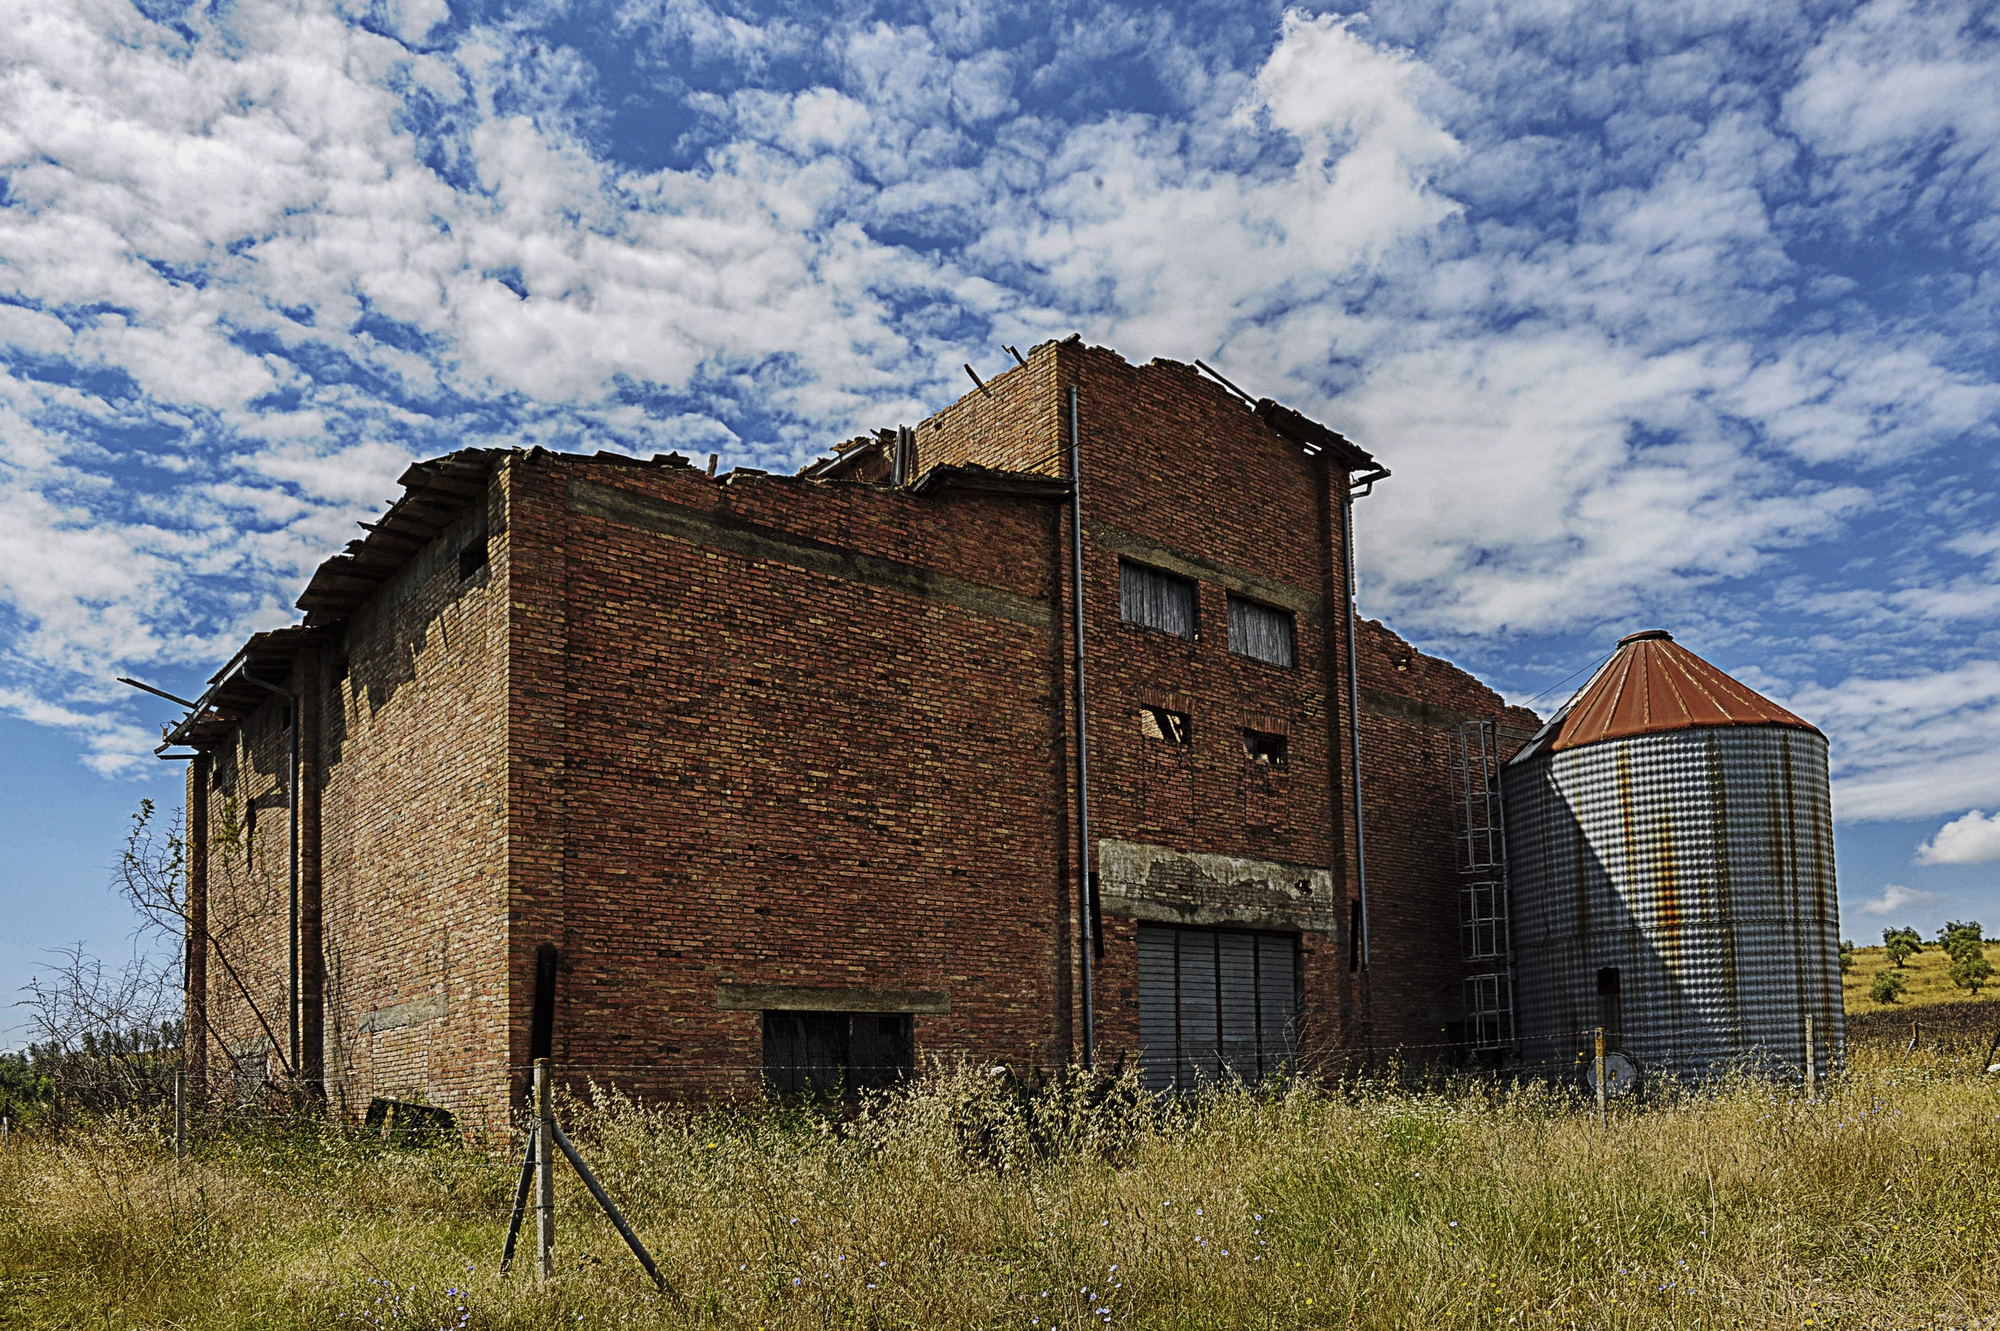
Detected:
[1940,921,1991,993]
[1840,939,1856,974]
[1870,969,1907,1004]
[1884,927,1923,967]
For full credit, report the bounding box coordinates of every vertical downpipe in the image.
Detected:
[1068,385,1096,1070]
[1341,484,1371,965]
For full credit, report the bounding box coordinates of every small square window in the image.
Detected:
[1139,706,1190,745]
[1120,561,1196,638]
[1242,729,1288,766]
[458,538,490,579]
[1228,595,1294,668]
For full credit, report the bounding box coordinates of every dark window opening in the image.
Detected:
[331,657,350,684]
[1139,706,1190,745]
[762,1011,913,1099]
[1227,595,1295,668]
[1596,967,1623,1050]
[1242,729,1288,765]
[1120,561,1196,638]
[458,537,490,579]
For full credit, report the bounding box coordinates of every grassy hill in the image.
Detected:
[1841,937,2000,1016]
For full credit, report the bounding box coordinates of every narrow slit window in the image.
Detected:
[1242,729,1288,766]
[1120,561,1196,638]
[1227,595,1294,668]
[1139,706,1190,745]
[1596,967,1623,1049]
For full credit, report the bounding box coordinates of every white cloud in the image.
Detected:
[1785,0,2000,247]
[1857,883,1943,917]
[1782,661,2000,821]
[1916,809,2000,866]
[1,0,1998,808]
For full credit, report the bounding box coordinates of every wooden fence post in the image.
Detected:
[1594,1027,1607,1130]
[1804,1012,1816,1099]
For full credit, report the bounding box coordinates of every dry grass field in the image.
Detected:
[3,1018,1998,1331]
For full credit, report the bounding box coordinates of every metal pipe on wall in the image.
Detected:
[1067,383,1096,1070]
[1341,485,1371,965]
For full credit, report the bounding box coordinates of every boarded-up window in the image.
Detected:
[1137,925,1297,1090]
[1227,595,1294,668]
[1120,561,1196,638]
[1139,706,1190,745]
[762,1012,913,1097]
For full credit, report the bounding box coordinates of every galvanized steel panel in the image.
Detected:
[1503,726,1843,1081]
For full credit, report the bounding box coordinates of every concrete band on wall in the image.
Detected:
[1097,838,1341,936]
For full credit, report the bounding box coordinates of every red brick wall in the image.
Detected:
[1351,617,1541,1057]
[505,450,1074,1101]
[312,486,512,1124]
[192,337,1542,1120]
[200,693,297,1092]
[919,341,1361,1072]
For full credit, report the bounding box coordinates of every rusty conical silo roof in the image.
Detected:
[1548,630,1820,753]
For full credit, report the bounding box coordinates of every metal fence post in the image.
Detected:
[1594,1026,1607,1130]
[535,1058,554,1280]
[1804,1011,1816,1099]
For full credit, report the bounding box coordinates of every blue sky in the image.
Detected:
[3,0,1997,1047]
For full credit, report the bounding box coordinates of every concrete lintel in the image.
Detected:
[1360,686,1480,731]
[1098,839,1341,933]
[358,994,447,1033]
[716,984,951,1014]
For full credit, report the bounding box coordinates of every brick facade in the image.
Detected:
[175,338,1536,1127]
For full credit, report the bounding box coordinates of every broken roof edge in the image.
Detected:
[908,462,1072,500]
[1061,337,1383,474]
[163,623,324,750]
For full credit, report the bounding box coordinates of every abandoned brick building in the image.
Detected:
[166,337,1537,1126]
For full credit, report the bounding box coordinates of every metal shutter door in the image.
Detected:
[1176,930,1220,1086]
[1256,933,1297,1075]
[1218,931,1261,1081]
[1137,925,1179,1091]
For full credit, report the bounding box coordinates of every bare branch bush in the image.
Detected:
[5,801,188,1126]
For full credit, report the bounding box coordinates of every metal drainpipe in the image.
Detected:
[1067,384,1096,1070]
[1342,484,1371,966]
[244,671,301,1075]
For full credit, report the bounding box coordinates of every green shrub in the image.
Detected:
[1948,949,1993,994]
[1870,968,1908,1004]
[1839,939,1855,974]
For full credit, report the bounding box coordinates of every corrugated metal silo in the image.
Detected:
[1502,630,1843,1083]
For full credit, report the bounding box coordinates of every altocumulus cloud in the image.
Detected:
[0,0,1996,834]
